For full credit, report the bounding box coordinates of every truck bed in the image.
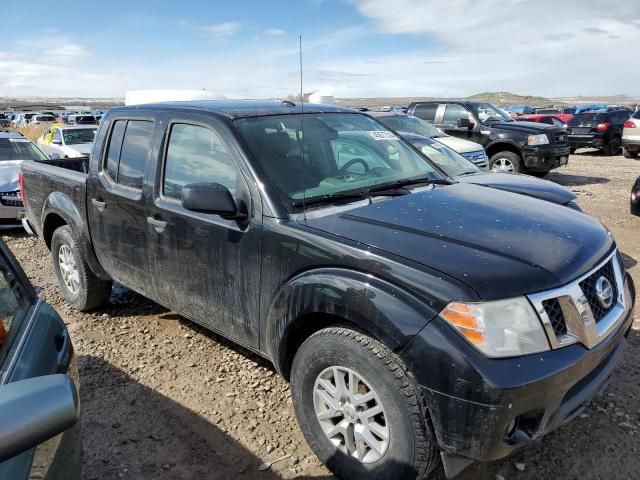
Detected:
[21,158,89,238]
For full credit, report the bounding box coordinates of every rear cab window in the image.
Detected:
[103,119,154,189]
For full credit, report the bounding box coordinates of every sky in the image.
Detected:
[2,0,639,99]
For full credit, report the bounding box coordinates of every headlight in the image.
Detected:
[527,134,550,146]
[440,298,550,357]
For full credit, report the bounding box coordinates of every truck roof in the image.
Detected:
[107,100,353,119]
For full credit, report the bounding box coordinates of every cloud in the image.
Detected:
[264,28,286,36]
[198,21,242,38]
[43,44,90,57]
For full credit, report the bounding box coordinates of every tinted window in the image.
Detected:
[442,104,469,126]
[633,110,640,120]
[163,124,237,200]
[0,138,48,161]
[411,104,438,122]
[118,121,153,189]
[0,255,30,360]
[378,115,441,137]
[105,120,126,181]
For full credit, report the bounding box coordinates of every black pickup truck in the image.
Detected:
[407,100,570,176]
[21,101,634,479]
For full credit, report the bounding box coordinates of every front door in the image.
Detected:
[146,118,262,348]
[0,240,80,480]
[87,115,156,297]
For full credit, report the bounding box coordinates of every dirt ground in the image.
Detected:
[3,148,640,480]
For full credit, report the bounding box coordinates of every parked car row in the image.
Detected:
[16,99,634,480]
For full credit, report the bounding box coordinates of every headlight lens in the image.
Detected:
[440,298,550,357]
[527,134,550,145]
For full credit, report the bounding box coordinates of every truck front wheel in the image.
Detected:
[489,151,522,173]
[51,225,112,311]
[290,327,439,480]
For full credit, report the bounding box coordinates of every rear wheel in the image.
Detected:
[290,327,439,480]
[489,151,522,173]
[603,136,621,156]
[623,147,639,159]
[51,225,112,311]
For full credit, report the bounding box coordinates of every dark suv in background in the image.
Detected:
[567,109,631,156]
[407,101,569,176]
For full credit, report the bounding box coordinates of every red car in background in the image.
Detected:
[515,113,572,126]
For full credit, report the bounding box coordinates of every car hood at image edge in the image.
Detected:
[456,172,576,205]
[304,183,612,300]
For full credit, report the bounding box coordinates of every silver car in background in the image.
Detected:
[0,132,51,228]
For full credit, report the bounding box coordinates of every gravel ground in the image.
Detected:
[3,148,640,480]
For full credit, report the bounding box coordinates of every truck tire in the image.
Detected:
[603,136,621,156]
[51,225,112,311]
[489,151,521,173]
[290,327,439,480]
[623,147,639,159]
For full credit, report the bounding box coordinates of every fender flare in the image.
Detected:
[266,268,440,378]
[41,192,110,281]
[484,139,523,157]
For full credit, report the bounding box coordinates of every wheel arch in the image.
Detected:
[485,141,522,159]
[267,268,438,380]
[41,193,110,281]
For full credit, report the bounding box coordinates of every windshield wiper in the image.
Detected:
[291,184,413,208]
[369,176,451,191]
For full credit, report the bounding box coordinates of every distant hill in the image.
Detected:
[466,91,559,106]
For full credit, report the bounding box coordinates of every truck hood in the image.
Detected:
[491,121,558,133]
[455,172,576,206]
[433,135,484,154]
[304,183,612,300]
[0,160,22,192]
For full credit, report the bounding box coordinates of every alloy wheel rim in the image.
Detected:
[58,245,80,294]
[313,366,389,463]
[491,158,514,172]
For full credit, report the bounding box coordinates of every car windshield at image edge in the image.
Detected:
[377,115,442,138]
[0,138,49,161]
[234,113,443,210]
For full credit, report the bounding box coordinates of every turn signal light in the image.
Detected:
[440,303,485,346]
[624,121,636,129]
[18,171,24,202]
[597,123,610,132]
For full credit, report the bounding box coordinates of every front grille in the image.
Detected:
[579,260,618,323]
[542,298,567,336]
[553,132,568,145]
[0,192,22,208]
[462,150,487,165]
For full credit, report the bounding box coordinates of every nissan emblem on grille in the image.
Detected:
[595,276,614,309]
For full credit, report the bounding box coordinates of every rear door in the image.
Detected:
[87,113,156,297]
[0,240,79,480]
[146,114,262,348]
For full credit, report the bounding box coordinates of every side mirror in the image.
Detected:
[51,139,62,145]
[0,374,79,463]
[50,153,61,160]
[181,182,246,220]
[457,117,473,129]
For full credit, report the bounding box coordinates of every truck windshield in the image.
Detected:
[0,138,48,161]
[63,129,96,145]
[235,113,444,210]
[412,137,480,177]
[376,115,442,138]
[472,103,514,125]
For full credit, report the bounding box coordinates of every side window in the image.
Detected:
[0,258,30,359]
[163,123,237,201]
[52,129,62,143]
[412,104,437,122]
[442,104,469,126]
[105,120,126,181]
[104,120,153,189]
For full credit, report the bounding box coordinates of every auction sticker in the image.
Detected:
[368,131,398,141]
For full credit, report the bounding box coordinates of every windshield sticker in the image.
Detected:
[368,131,398,141]
[8,138,30,143]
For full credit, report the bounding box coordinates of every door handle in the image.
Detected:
[91,198,106,212]
[147,216,167,233]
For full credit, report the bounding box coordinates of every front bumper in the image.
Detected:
[402,274,634,464]
[521,144,570,171]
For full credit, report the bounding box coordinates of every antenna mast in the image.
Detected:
[299,35,307,220]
